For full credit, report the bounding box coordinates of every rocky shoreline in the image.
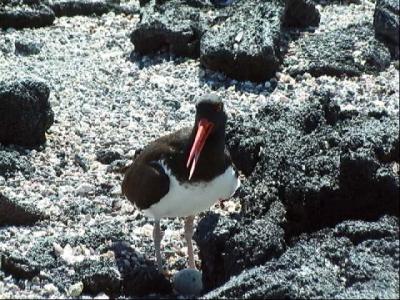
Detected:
[1,0,399,299]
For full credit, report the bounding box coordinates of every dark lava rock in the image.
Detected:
[49,0,115,17]
[195,85,399,291]
[282,0,320,28]
[132,0,320,81]
[0,148,34,178]
[14,38,43,56]
[131,0,208,58]
[284,22,391,77]
[1,253,40,279]
[84,241,172,297]
[75,241,172,297]
[96,149,122,165]
[230,88,399,235]
[203,216,399,299]
[0,3,55,29]
[0,193,44,226]
[115,245,172,296]
[374,0,400,59]
[0,220,172,297]
[195,202,286,291]
[0,79,54,147]
[74,153,89,172]
[200,0,284,82]
[76,257,122,296]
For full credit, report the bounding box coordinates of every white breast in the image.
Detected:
[142,161,240,220]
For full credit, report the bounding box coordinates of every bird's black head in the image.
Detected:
[195,94,227,130]
[186,94,227,180]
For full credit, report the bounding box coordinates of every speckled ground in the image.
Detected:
[0,0,398,298]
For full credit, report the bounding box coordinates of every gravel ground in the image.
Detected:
[0,0,399,298]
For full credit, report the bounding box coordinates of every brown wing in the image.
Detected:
[122,160,170,210]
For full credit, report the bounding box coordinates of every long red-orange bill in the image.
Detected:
[186,118,214,180]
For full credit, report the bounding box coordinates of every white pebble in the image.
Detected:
[94,292,109,299]
[76,183,94,196]
[68,282,84,297]
[44,283,58,294]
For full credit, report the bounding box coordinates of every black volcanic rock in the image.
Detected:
[282,0,320,28]
[0,193,44,226]
[1,253,40,279]
[0,3,55,29]
[200,0,284,82]
[0,148,34,178]
[48,0,124,17]
[14,38,43,56]
[0,221,172,297]
[203,216,399,299]
[95,149,123,165]
[131,0,321,81]
[195,83,399,291]
[0,79,54,147]
[284,22,391,77]
[195,201,286,291]
[131,0,208,58]
[229,88,399,235]
[374,0,400,59]
[76,258,122,296]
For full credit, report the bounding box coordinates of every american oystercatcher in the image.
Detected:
[122,94,240,270]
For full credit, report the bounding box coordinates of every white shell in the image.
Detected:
[142,161,240,219]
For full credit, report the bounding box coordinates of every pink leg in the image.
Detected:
[153,220,164,271]
[184,215,196,269]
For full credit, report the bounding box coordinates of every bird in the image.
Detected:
[121,94,240,271]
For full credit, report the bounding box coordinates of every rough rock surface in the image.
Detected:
[0,224,172,297]
[0,79,54,147]
[284,22,391,77]
[49,0,139,17]
[131,0,208,58]
[0,147,34,178]
[49,0,116,17]
[0,0,399,299]
[14,38,43,55]
[200,0,284,82]
[0,1,138,30]
[203,216,399,299]
[195,202,286,290]
[0,193,44,226]
[373,0,400,58]
[283,0,320,28]
[0,1,55,29]
[195,73,399,290]
[132,0,321,81]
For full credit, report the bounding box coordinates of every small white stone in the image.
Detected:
[60,244,85,265]
[44,283,58,294]
[81,104,91,114]
[76,183,94,195]
[235,31,243,43]
[340,104,357,112]
[32,276,40,285]
[53,242,64,256]
[68,282,84,297]
[94,292,109,299]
